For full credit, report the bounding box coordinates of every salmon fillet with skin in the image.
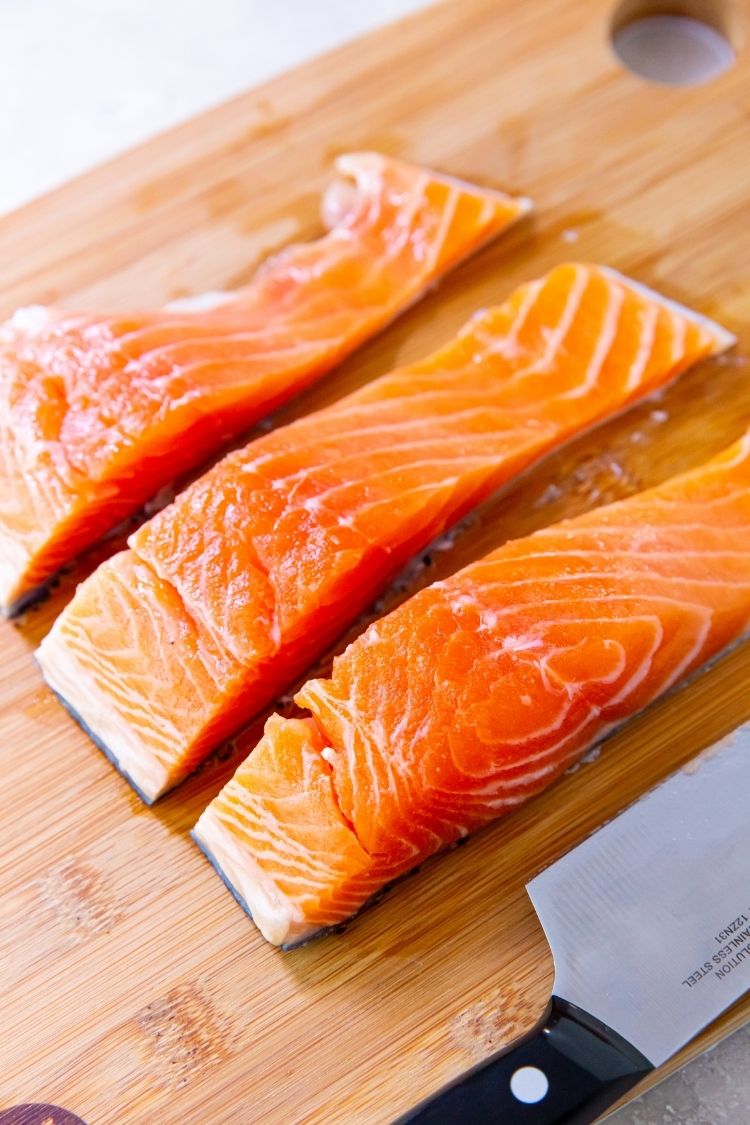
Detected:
[194,431,750,947]
[0,153,529,615]
[37,264,734,803]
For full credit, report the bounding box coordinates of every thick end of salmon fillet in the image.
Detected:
[35,550,259,802]
[192,715,376,947]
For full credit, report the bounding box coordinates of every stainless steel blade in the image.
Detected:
[527,722,750,1066]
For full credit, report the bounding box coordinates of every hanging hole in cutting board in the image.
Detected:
[610,1,735,85]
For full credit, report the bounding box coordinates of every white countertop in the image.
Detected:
[1,0,429,215]
[2,2,746,1121]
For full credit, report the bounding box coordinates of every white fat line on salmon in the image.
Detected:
[122,336,335,369]
[281,441,500,499]
[562,283,624,400]
[625,303,658,391]
[469,275,544,357]
[470,544,750,574]
[241,409,536,481]
[642,611,714,698]
[507,265,589,386]
[469,571,750,597]
[667,307,687,367]
[294,456,486,514]
[422,184,459,273]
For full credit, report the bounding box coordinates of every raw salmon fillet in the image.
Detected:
[194,431,750,946]
[37,265,733,803]
[0,153,528,615]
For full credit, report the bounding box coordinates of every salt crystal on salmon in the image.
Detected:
[37,264,733,803]
[194,430,750,946]
[0,153,528,614]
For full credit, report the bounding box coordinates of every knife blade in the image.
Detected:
[397,720,750,1124]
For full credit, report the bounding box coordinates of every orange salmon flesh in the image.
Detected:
[36,265,733,802]
[194,431,750,946]
[1,153,528,614]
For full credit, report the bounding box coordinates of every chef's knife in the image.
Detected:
[397,720,750,1124]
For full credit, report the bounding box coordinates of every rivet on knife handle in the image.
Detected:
[395,997,652,1124]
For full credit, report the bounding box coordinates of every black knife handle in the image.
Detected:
[395,996,653,1125]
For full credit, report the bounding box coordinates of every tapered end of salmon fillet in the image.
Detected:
[329,151,534,227]
[597,266,737,352]
[192,715,379,948]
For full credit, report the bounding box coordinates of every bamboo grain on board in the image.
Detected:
[1,0,749,1121]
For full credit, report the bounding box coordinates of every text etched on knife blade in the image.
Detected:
[682,911,750,989]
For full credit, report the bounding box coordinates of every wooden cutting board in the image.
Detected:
[1,1,749,1121]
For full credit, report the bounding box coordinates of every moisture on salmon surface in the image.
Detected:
[195,432,750,946]
[36,264,734,803]
[0,153,528,615]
